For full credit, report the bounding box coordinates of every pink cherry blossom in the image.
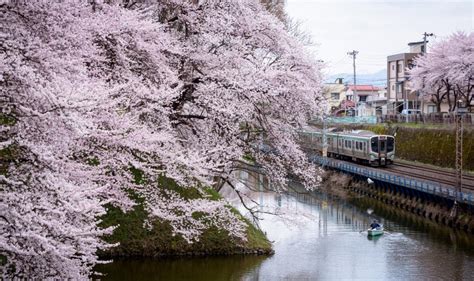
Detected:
[1,0,323,278]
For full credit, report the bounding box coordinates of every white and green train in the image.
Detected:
[300,129,395,167]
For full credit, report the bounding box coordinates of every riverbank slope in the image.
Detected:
[99,173,272,258]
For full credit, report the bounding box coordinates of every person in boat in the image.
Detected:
[370,220,381,230]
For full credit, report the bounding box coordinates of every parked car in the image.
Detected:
[401,109,421,115]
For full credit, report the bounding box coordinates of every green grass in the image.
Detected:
[240,216,271,250]
[0,113,16,126]
[129,166,146,185]
[389,122,464,130]
[86,157,100,166]
[0,146,19,176]
[243,153,256,163]
[99,169,272,258]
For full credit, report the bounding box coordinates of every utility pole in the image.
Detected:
[422,32,434,54]
[420,33,433,115]
[455,113,463,198]
[347,50,359,116]
[451,100,466,217]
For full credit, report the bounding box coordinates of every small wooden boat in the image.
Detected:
[367,227,384,236]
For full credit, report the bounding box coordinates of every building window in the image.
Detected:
[392,85,395,91]
[331,92,340,100]
[391,64,395,71]
[397,83,403,93]
[428,105,437,113]
[359,96,367,102]
[397,61,403,73]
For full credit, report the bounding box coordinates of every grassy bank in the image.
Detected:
[1,113,271,259]
[99,171,272,258]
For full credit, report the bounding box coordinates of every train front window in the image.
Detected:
[387,137,394,152]
[371,137,378,152]
[380,140,386,152]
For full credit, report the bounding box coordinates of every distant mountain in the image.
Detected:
[325,69,387,88]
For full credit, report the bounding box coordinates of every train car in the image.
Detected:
[299,129,395,167]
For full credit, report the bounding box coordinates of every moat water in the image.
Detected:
[97,183,474,280]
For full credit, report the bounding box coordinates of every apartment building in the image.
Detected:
[386,41,424,113]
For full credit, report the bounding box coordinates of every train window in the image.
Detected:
[380,140,386,151]
[387,137,394,152]
[363,142,366,152]
[371,137,378,152]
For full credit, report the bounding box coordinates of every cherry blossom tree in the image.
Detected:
[409,32,474,112]
[1,0,323,278]
[153,0,323,188]
[1,2,122,278]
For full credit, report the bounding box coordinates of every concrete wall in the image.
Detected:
[364,125,474,171]
[333,124,474,171]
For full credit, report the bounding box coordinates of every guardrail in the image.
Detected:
[312,116,378,124]
[378,113,474,125]
[309,155,474,206]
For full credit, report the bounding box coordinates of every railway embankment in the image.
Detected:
[321,170,474,234]
[323,123,474,171]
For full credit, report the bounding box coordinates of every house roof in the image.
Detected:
[347,85,380,91]
[408,41,425,46]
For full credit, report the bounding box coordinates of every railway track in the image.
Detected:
[389,162,474,191]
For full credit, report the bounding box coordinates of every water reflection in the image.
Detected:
[233,186,474,280]
[96,255,267,281]
[97,172,474,280]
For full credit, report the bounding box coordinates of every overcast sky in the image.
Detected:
[285,0,473,77]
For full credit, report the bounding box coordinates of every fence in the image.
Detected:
[378,113,474,125]
[309,155,474,206]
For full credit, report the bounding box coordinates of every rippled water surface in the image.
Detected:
[97,188,474,280]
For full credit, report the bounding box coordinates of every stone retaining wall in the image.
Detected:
[322,171,474,234]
